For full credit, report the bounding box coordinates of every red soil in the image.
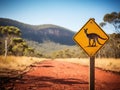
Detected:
[2,60,120,90]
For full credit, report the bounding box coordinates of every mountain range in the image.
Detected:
[0,18,75,45]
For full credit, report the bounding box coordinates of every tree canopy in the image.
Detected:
[0,26,34,56]
[103,12,120,33]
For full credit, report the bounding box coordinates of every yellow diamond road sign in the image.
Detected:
[73,18,109,56]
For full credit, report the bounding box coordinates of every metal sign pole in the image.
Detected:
[89,56,95,90]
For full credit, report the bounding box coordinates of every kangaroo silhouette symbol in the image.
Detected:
[84,28,107,47]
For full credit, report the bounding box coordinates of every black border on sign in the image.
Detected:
[73,18,109,57]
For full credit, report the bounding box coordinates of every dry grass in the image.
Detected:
[0,56,45,70]
[0,56,120,77]
[0,56,46,77]
[95,58,120,72]
[55,58,120,72]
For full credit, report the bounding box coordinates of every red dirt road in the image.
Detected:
[2,60,120,90]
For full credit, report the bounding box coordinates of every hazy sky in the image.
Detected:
[0,0,120,33]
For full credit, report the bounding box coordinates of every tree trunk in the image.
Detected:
[5,39,7,60]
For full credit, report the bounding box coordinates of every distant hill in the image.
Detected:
[0,18,75,45]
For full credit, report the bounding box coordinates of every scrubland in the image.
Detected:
[0,56,45,77]
[55,58,120,73]
[0,56,120,77]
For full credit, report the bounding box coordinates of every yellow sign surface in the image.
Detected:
[73,18,109,56]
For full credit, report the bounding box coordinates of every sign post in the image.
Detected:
[90,56,95,90]
[73,18,109,90]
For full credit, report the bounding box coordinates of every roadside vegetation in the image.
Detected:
[55,58,120,73]
[0,56,45,77]
[26,33,120,59]
[0,26,34,57]
[0,56,120,78]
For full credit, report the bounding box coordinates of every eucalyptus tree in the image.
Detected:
[12,38,34,56]
[99,12,120,58]
[0,26,4,54]
[0,26,34,57]
[99,22,106,27]
[0,26,21,58]
[12,38,26,55]
[103,12,120,33]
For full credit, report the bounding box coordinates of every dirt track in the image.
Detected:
[1,60,120,90]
